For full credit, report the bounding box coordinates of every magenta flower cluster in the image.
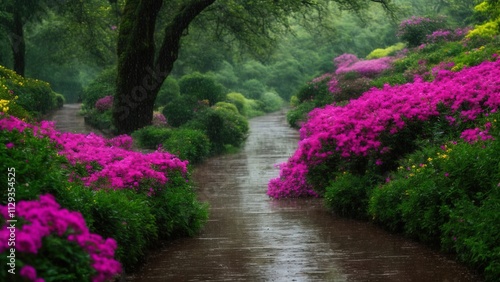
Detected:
[426,27,472,44]
[0,117,188,190]
[95,96,114,112]
[0,194,121,282]
[334,53,393,77]
[268,59,500,198]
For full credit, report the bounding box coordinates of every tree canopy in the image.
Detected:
[112,0,395,134]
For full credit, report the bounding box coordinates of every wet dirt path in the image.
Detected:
[45,103,109,136]
[127,109,480,282]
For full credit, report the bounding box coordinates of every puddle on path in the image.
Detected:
[125,109,480,281]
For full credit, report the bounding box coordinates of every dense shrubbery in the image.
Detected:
[0,113,208,277]
[397,16,448,47]
[1,65,61,118]
[162,128,211,164]
[179,72,225,106]
[271,18,500,279]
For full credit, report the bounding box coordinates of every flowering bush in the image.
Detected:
[334,55,394,77]
[0,194,121,282]
[426,27,472,44]
[0,65,59,117]
[95,96,114,112]
[0,116,188,191]
[397,16,448,47]
[268,59,500,198]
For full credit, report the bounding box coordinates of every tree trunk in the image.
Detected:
[10,10,25,76]
[113,0,216,134]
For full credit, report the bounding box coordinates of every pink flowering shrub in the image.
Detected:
[0,116,188,191]
[95,96,114,112]
[334,54,394,77]
[0,194,121,282]
[269,59,500,198]
[397,16,448,47]
[426,27,472,44]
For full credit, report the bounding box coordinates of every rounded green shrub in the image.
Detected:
[162,95,199,127]
[226,92,247,115]
[260,91,284,113]
[131,126,172,150]
[179,72,225,105]
[162,128,211,163]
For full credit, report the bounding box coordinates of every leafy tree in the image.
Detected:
[112,0,395,134]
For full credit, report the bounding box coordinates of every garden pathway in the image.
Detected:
[45,103,110,137]
[124,109,480,281]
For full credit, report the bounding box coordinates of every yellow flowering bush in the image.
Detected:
[0,65,59,118]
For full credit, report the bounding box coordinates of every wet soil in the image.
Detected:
[126,109,480,282]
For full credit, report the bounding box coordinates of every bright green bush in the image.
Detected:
[214,101,239,114]
[260,91,284,113]
[179,72,225,105]
[366,43,406,59]
[131,126,172,150]
[162,128,211,164]
[226,92,247,115]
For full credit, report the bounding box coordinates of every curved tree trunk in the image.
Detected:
[112,0,216,134]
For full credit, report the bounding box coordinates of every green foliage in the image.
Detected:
[179,72,225,106]
[83,109,113,132]
[162,129,211,164]
[370,72,408,88]
[0,65,59,117]
[154,76,180,108]
[183,107,249,152]
[90,189,157,271]
[82,66,116,111]
[366,42,406,59]
[214,101,239,114]
[149,173,208,238]
[54,93,65,108]
[131,126,172,150]
[259,91,284,113]
[368,113,500,279]
[225,92,247,115]
[0,128,67,202]
[295,81,333,106]
[162,95,199,127]
[240,79,266,100]
[442,192,500,281]
[324,173,374,219]
[286,101,316,128]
